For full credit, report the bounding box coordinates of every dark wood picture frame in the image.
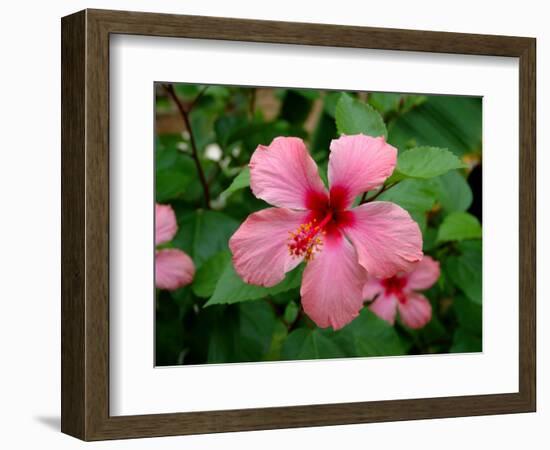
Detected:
[61,8,536,441]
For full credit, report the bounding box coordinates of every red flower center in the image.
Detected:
[288,186,355,261]
[381,276,408,304]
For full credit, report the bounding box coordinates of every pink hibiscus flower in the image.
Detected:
[229,135,423,330]
[155,203,195,291]
[363,255,440,329]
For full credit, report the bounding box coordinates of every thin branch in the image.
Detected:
[164,84,211,209]
[363,181,400,203]
[188,85,209,112]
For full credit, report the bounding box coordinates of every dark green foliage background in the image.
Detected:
[155,84,482,366]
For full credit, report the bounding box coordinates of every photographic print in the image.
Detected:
[154,83,482,366]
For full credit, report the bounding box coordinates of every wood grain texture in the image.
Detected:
[61,8,536,441]
[61,10,86,439]
[518,38,536,408]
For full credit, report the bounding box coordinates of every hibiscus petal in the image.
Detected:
[369,294,398,325]
[155,203,178,246]
[405,256,441,291]
[397,292,432,329]
[343,201,423,279]
[155,249,195,291]
[363,276,383,300]
[301,233,367,330]
[250,137,328,210]
[229,207,309,287]
[328,134,397,209]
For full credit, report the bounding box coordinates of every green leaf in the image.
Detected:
[189,106,219,152]
[168,285,195,314]
[368,93,427,116]
[368,92,402,115]
[433,170,473,213]
[422,226,438,251]
[203,305,242,364]
[450,329,482,353]
[388,95,482,157]
[292,89,321,101]
[205,263,303,306]
[238,301,279,361]
[222,167,250,197]
[192,251,232,298]
[408,314,448,348]
[214,115,248,150]
[376,179,437,233]
[400,95,428,113]
[448,281,483,360]
[392,147,466,181]
[453,295,482,335]
[204,85,231,100]
[173,83,201,99]
[282,328,347,360]
[335,93,387,138]
[323,92,344,117]
[203,300,280,363]
[337,309,405,356]
[409,210,427,234]
[377,179,437,212]
[155,136,195,202]
[446,240,482,304]
[155,292,185,365]
[437,212,482,242]
[156,169,193,203]
[173,210,239,269]
[264,321,289,361]
[284,301,299,324]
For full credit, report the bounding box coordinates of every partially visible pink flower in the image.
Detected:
[229,135,423,330]
[363,256,440,329]
[155,203,195,290]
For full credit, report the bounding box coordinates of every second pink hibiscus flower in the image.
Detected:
[363,256,441,328]
[229,134,423,330]
[364,255,440,329]
[156,203,195,291]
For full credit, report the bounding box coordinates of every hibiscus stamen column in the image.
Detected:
[288,212,333,261]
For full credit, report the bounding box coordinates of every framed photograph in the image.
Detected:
[61,9,536,441]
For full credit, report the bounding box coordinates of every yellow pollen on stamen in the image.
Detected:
[287,220,328,262]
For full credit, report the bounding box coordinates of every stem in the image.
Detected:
[363,181,400,203]
[188,85,209,112]
[164,84,211,209]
